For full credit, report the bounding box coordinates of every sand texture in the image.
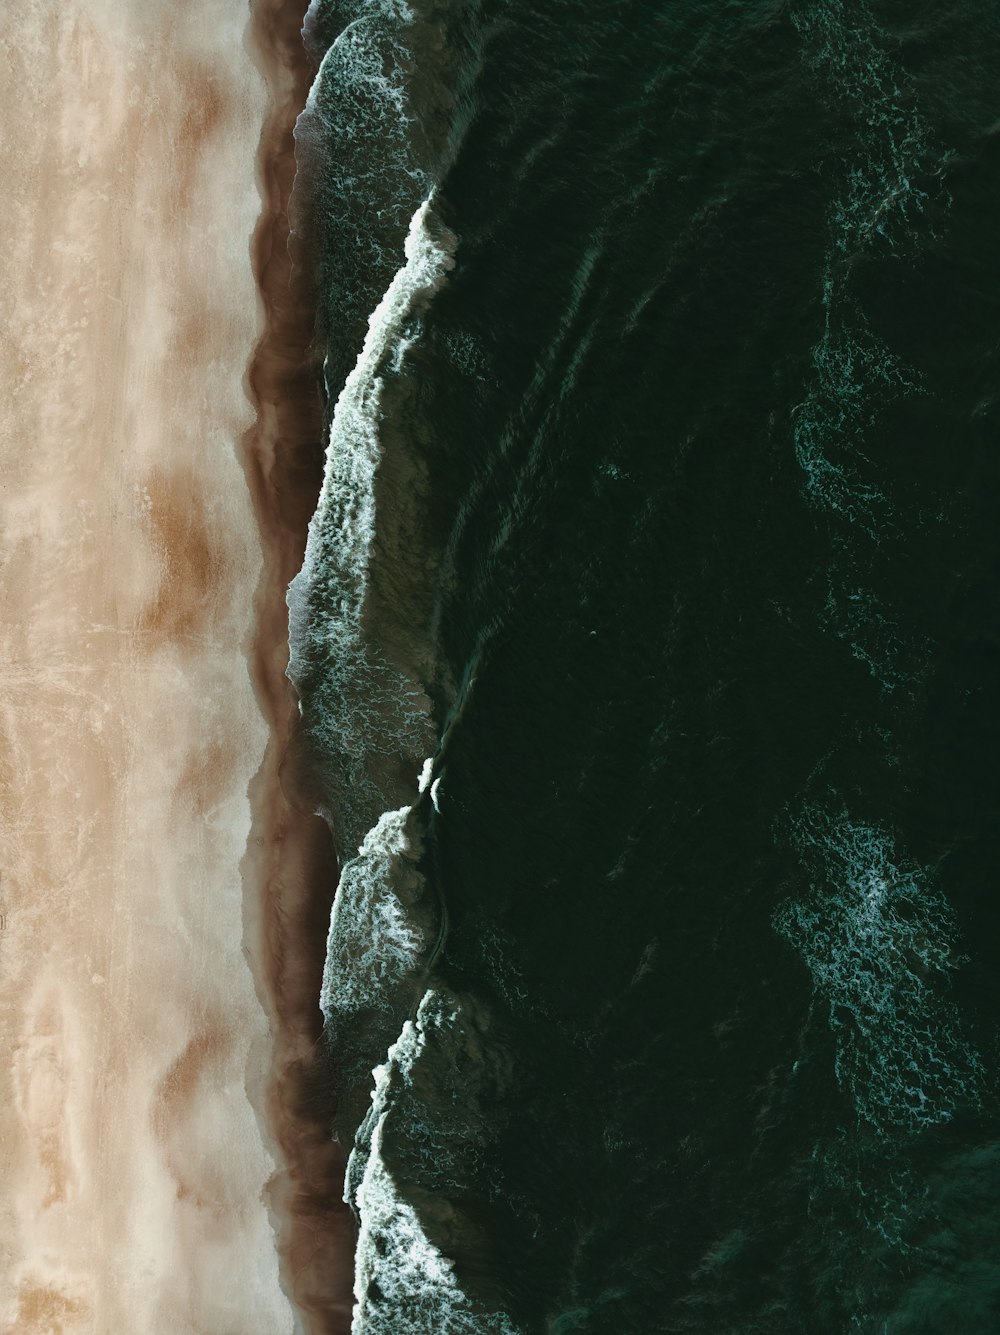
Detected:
[0,2,300,1329]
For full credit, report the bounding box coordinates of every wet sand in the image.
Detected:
[0,1,344,1330]
[244,0,356,1329]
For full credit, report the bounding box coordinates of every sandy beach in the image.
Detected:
[0,2,317,1329]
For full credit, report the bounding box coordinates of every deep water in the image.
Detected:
[289,0,1000,1329]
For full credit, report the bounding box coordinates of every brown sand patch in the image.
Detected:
[138,468,229,644]
[13,1281,92,1335]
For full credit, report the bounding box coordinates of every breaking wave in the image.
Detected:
[287,198,455,849]
[286,6,479,1321]
[320,802,434,1019]
[294,0,459,369]
[347,992,522,1334]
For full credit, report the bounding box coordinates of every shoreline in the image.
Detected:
[242,3,355,1330]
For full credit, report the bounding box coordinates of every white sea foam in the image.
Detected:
[793,0,937,255]
[774,799,982,1134]
[416,757,442,812]
[790,0,943,533]
[791,283,906,536]
[304,0,410,30]
[821,569,931,693]
[320,804,428,1019]
[304,13,407,129]
[288,198,455,658]
[347,995,522,1334]
[295,0,438,364]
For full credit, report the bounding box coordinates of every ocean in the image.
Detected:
[285,0,1000,1329]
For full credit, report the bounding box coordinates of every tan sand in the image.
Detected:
[0,1,307,1329]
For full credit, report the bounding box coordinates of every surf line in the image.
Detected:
[284,194,457,1331]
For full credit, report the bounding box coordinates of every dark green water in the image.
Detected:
[288,0,1000,1328]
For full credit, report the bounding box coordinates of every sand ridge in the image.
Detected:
[0,2,300,1329]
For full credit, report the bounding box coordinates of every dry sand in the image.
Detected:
[0,1,320,1329]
